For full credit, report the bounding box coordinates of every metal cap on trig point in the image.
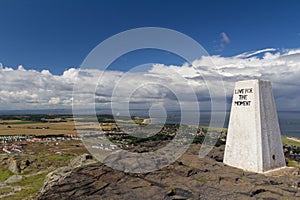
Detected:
[224,79,286,173]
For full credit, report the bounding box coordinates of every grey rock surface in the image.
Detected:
[4,175,23,184]
[39,153,96,195]
[38,145,300,200]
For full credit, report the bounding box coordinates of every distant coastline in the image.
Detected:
[0,110,299,139]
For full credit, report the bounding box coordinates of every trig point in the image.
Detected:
[224,80,286,173]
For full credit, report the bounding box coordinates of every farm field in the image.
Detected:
[0,120,76,136]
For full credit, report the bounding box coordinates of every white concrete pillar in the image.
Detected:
[224,80,286,173]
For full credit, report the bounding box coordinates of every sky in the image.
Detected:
[1,0,300,112]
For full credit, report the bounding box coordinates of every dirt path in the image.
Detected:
[286,137,300,143]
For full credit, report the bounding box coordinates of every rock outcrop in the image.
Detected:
[1,156,34,174]
[4,175,23,184]
[39,154,96,196]
[38,145,300,200]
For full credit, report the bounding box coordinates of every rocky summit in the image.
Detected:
[37,145,300,200]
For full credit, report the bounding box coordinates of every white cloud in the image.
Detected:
[215,32,231,52]
[220,32,230,44]
[235,48,277,58]
[1,48,300,111]
[49,97,61,105]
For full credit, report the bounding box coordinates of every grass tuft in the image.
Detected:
[2,173,47,200]
[0,168,13,182]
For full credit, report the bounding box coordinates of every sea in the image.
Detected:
[150,111,300,139]
[277,112,300,138]
[202,111,300,139]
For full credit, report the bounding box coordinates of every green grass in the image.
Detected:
[165,186,176,193]
[31,153,75,161]
[0,153,76,199]
[0,168,13,182]
[48,154,75,162]
[286,158,299,167]
[195,177,208,183]
[237,173,248,178]
[199,126,227,133]
[3,173,47,200]
[0,187,13,196]
[281,136,300,146]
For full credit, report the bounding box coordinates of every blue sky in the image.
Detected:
[1,0,300,112]
[0,0,300,74]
